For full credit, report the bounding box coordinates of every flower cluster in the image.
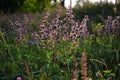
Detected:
[39,12,50,41]
[96,16,120,36]
[70,15,89,40]
[105,16,120,35]
[38,7,89,43]
[15,21,26,45]
[13,7,90,46]
[32,31,39,42]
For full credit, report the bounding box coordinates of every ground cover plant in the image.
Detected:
[0,6,120,80]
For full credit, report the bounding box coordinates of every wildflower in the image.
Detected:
[64,24,69,29]
[77,15,89,39]
[43,12,50,19]
[17,76,22,80]
[105,16,112,34]
[97,27,103,34]
[95,71,101,77]
[108,77,113,80]
[104,16,120,35]
[32,32,39,42]
[16,27,25,45]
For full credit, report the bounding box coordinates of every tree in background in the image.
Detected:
[0,0,52,13]
[53,0,65,8]
[20,0,52,12]
[115,0,120,4]
[54,0,57,3]
[60,0,65,8]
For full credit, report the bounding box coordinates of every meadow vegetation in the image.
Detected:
[0,3,120,80]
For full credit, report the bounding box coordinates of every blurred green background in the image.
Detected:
[0,0,120,23]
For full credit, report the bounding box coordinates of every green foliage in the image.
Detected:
[73,2,120,23]
[20,0,52,12]
[0,7,120,80]
[0,0,52,13]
